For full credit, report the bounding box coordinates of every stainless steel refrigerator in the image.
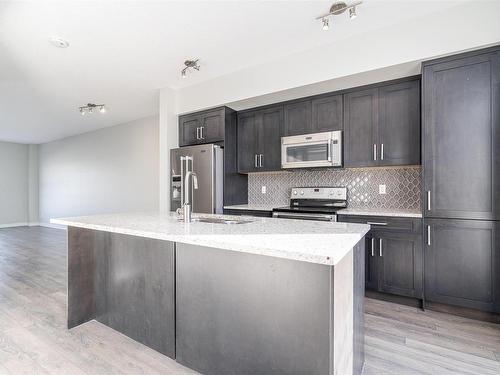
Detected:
[170,144,224,214]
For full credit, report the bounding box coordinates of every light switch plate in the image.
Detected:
[379,184,386,194]
[261,186,266,194]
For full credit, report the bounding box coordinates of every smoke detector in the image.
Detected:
[49,37,70,48]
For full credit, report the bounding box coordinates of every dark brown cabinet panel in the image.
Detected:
[179,107,225,146]
[237,112,259,173]
[237,105,283,173]
[283,100,311,136]
[423,50,500,220]
[344,88,379,167]
[365,235,378,291]
[424,218,500,313]
[379,80,420,166]
[376,231,423,298]
[311,94,343,132]
[338,215,423,299]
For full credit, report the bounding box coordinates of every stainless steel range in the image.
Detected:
[272,187,347,222]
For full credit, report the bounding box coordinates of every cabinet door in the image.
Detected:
[283,100,311,136]
[258,106,283,171]
[311,94,343,133]
[376,231,423,298]
[423,51,500,220]
[424,218,500,312]
[365,235,378,291]
[179,114,201,146]
[200,108,225,144]
[344,88,379,167]
[237,112,258,173]
[379,80,420,166]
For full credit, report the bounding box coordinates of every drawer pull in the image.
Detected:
[366,221,388,226]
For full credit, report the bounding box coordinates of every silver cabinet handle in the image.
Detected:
[379,238,383,257]
[201,126,204,139]
[381,143,384,160]
[259,154,263,168]
[427,191,431,211]
[196,127,200,140]
[371,238,375,257]
[427,225,431,246]
[367,221,387,226]
[373,144,377,161]
[254,154,258,168]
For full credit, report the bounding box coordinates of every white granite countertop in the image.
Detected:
[336,208,422,218]
[224,204,422,218]
[51,212,370,266]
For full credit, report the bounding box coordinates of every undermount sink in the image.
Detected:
[189,217,253,225]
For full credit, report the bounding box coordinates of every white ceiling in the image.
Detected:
[0,0,474,144]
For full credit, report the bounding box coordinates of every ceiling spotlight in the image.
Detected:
[322,18,330,31]
[49,36,70,48]
[349,6,357,20]
[79,103,107,116]
[316,1,362,30]
[181,59,200,78]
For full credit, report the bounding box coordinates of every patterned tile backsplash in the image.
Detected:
[248,166,421,210]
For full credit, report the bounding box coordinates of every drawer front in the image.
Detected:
[223,209,272,218]
[338,215,422,234]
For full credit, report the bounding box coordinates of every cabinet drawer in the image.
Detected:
[223,209,272,218]
[338,215,422,233]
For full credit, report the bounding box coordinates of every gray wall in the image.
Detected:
[0,141,30,225]
[38,116,159,224]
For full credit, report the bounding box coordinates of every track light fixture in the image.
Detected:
[79,103,107,116]
[316,1,362,30]
[181,59,200,78]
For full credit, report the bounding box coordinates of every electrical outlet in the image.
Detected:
[261,186,266,194]
[379,184,386,195]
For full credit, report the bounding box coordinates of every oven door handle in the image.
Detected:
[272,212,336,221]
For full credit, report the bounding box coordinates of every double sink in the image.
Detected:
[180,216,253,225]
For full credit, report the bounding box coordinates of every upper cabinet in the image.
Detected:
[237,105,283,173]
[344,78,421,168]
[282,94,343,136]
[179,107,226,146]
[422,48,500,221]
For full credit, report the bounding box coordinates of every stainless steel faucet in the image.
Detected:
[183,170,198,222]
[179,156,198,222]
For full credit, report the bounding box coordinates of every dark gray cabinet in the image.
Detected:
[422,49,500,221]
[344,88,379,167]
[237,106,282,173]
[179,107,225,146]
[338,215,423,299]
[424,218,500,313]
[344,78,421,167]
[282,94,343,136]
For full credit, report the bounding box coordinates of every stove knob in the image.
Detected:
[300,191,304,195]
[293,190,298,195]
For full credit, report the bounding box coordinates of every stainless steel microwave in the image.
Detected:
[281,131,342,169]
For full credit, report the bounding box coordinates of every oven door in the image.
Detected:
[281,131,342,169]
[272,211,336,222]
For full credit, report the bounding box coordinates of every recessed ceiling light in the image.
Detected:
[49,37,70,48]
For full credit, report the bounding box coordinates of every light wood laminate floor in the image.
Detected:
[0,226,499,375]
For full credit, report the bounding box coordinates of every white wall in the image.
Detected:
[38,116,159,223]
[0,141,30,226]
[174,0,500,114]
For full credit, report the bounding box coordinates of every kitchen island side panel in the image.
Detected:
[176,243,363,375]
[67,227,176,358]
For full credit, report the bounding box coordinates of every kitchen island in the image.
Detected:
[52,212,370,375]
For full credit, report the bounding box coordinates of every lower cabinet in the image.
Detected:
[424,218,500,313]
[339,215,423,299]
[366,230,423,298]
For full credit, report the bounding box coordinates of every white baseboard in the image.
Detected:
[39,222,67,230]
[0,222,29,229]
